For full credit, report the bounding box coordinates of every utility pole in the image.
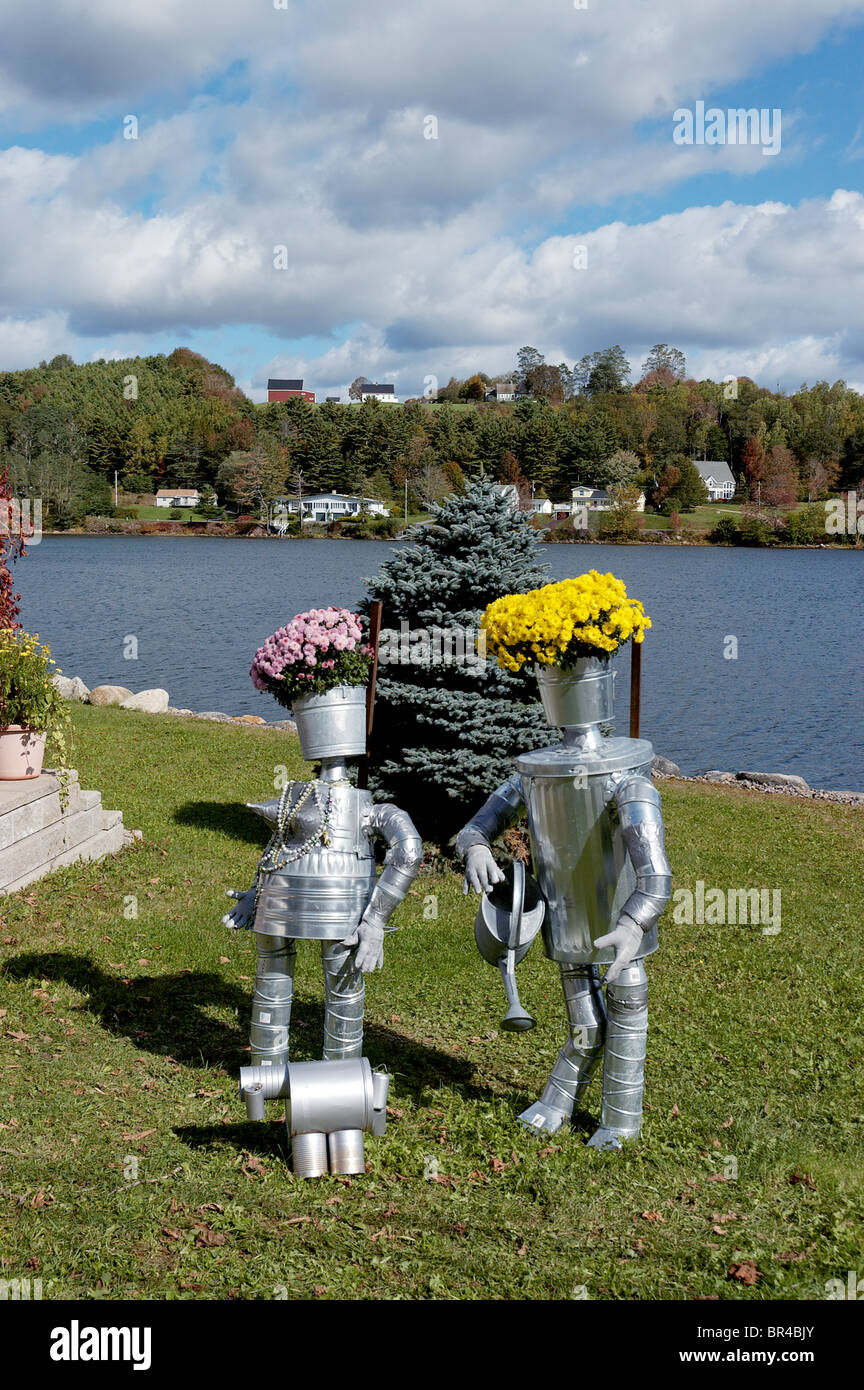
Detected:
[404,478,408,523]
[114,470,118,507]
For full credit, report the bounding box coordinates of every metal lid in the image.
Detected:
[516,736,654,778]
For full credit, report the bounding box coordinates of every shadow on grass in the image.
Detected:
[5,950,500,1112]
[6,951,249,1069]
[173,800,268,845]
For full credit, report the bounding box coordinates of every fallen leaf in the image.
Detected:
[788,1168,817,1191]
[728,1261,761,1285]
[641,1210,666,1223]
[669,1104,680,1118]
[192,1222,227,1248]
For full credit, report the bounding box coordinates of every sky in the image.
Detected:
[0,0,863,401]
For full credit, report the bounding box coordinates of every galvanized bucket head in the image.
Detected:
[292,684,367,759]
[535,657,616,730]
[474,860,545,967]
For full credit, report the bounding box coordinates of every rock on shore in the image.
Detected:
[88,684,133,706]
[120,689,169,714]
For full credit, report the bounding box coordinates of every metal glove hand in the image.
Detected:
[462,844,506,895]
[222,886,257,931]
[595,914,643,985]
[343,910,386,973]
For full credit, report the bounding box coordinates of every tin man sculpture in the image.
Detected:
[223,608,423,1174]
[457,574,672,1151]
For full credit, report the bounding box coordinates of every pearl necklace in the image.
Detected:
[254,780,334,913]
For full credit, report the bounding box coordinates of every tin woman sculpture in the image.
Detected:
[223,608,422,1174]
[457,574,672,1151]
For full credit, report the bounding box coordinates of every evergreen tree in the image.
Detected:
[361,480,552,844]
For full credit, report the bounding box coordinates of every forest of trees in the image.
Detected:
[1,343,863,524]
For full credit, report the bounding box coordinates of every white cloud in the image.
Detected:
[1,0,864,394]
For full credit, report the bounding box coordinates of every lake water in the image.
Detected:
[14,535,864,790]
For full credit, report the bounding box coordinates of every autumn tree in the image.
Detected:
[641,344,687,380]
[218,442,286,516]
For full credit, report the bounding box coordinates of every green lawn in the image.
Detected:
[640,502,811,532]
[1,705,861,1299]
[123,506,216,522]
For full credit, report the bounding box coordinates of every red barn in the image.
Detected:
[267,377,315,403]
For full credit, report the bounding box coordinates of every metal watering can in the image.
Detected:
[474,860,545,1032]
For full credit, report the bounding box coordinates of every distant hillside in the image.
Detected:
[0,348,254,507]
[2,345,863,525]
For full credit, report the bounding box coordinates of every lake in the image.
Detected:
[14,535,864,791]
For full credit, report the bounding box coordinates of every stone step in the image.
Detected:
[0,803,107,890]
[100,808,123,832]
[0,783,100,853]
[0,770,80,818]
[0,821,130,897]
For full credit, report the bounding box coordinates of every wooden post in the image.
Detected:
[629,639,642,739]
[357,599,383,790]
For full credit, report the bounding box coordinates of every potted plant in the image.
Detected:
[250,607,372,759]
[0,629,73,785]
[481,570,651,726]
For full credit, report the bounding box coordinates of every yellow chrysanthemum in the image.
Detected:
[481,571,651,671]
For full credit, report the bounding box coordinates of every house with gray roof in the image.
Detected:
[693,458,736,501]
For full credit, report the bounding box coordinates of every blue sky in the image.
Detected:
[0,0,862,398]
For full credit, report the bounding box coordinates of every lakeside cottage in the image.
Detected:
[155,488,202,509]
[273,492,391,524]
[568,485,646,514]
[693,458,736,501]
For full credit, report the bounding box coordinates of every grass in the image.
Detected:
[124,506,216,522]
[1,705,862,1300]
[640,502,812,533]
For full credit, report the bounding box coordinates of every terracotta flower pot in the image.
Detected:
[0,726,47,780]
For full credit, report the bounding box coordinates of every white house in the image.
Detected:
[155,488,202,509]
[570,484,646,513]
[485,380,517,402]
[693,459,735,501]
[359,384,400,404]
[274,492,391,525]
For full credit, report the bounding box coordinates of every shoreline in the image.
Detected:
[36,528,860,551]
[56,681,864,800]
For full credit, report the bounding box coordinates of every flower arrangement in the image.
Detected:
[250,607,372,709]
[0,629,73,791]
[481,571,651,672]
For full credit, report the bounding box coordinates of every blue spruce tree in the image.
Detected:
[362,480,552,843]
